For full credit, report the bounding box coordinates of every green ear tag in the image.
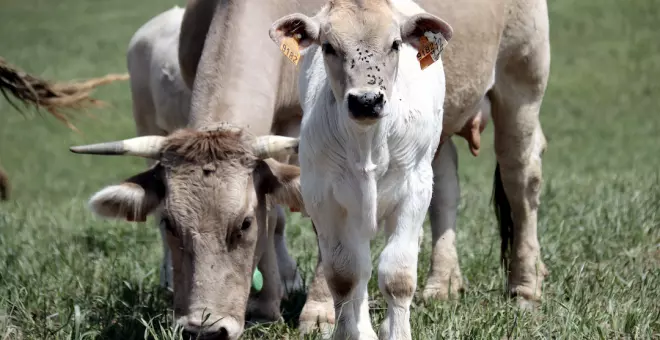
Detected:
[252,268,263,292]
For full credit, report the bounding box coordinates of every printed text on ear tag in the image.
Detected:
[280,35,301,65]
[416,31,448,70]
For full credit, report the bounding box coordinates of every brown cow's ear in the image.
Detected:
[400,13,453,50]
[254,159,305,214]
[269,13,321,53]
[88,163,166,222]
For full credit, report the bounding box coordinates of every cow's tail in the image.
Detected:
[492,162,513,269]
[0,56,129,132]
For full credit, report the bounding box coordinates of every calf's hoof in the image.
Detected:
[298,301,335,339]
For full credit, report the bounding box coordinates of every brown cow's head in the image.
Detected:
[70,124,302,340]
[269,0,452,125]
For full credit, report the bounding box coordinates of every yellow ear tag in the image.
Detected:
[280,34,302,66]
[416,31,448,70]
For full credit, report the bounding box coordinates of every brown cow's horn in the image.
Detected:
[69,136,166,159]
[252,136,299,159]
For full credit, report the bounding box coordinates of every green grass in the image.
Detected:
[1,0,659,339]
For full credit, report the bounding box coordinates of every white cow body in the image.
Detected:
[127,6,191,136]
[295,3,447,337]
[125,7,304,306]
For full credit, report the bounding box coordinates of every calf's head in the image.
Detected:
[269,0,452,125]
[70,124,302,340]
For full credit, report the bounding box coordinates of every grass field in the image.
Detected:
[1,0,659,339]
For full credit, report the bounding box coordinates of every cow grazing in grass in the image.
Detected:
[70,128,303,339]
[69,7,306,339]
[269,0,452,338]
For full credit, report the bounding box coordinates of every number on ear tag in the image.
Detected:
[280,36,301,66]
[416,32,448,70]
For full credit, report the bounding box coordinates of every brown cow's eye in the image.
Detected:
[241,217,253,231]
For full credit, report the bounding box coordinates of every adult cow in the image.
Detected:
[179,0,549,333]
[69,6,306,338]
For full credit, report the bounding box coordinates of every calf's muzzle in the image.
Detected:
[347,89,385,122]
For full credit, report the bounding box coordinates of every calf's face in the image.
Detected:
[71,127,302,340]
[269,0,452,125]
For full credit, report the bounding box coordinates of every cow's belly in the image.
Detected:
[442,69,494,137]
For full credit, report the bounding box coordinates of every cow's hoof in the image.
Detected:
[508,283,544,312]
[298,301,335,339]
[421,274,465,301]
[513,296,540,311]
[507,260,548,310]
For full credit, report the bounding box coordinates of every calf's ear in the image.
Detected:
[88,163,166,222]
[254,159,305,215]
[269,13,321,53]
[400,13,453,50]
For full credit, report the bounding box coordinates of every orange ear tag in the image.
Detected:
[416,32,448,70]
[280,34,302,66]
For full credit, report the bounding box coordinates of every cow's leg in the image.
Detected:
[423,139,463,300]
[272,119,304,296]
[299,223,335,338]
[247,207,284,323]
[272,205,304,296]
[491,2,550,306]
[378,184,432,340]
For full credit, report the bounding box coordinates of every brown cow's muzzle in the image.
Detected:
[179,314,242,340]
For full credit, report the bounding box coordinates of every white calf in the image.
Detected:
[270,0,453,338]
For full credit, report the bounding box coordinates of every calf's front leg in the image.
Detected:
[315,210,377,340]
[378,185,433,340]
